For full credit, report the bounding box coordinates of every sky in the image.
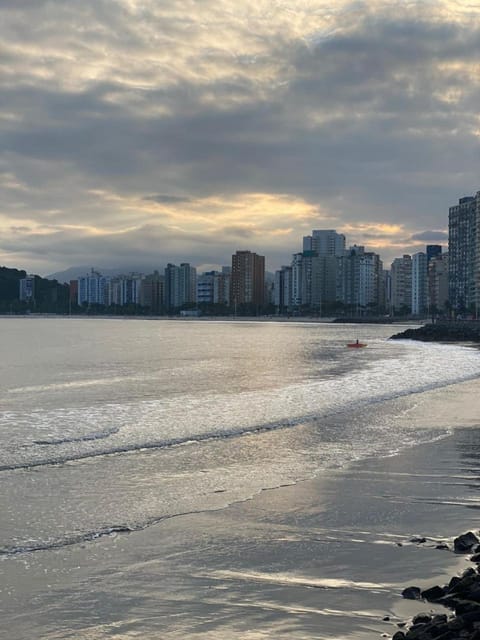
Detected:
[1,0,479,276]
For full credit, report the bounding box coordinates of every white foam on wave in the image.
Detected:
[1,341,479,470]
[206,569,396,591]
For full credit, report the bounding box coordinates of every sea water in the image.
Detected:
[1,318,480,639]
[1,318,479,555]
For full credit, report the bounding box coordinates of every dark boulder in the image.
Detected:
[402,586,422,600]
[405,623,429,638]
[466,587,480,603]
[431,614,448,625]
[454,531,479,553]
[454,599,480,615]
[447,576,461,591]
[421,585,446,601]
[412,613,432,625]
[457,609,480,627]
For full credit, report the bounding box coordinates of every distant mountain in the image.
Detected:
[48,263,238,283]
[47,266,158,283]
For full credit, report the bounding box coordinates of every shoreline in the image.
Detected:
[395,536,480,640]
[0,313,422,326]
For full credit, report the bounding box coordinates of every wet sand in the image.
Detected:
[2,380,480,640]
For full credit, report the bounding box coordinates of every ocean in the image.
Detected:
[1,318,480,639]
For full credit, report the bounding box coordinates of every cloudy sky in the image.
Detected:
[1,0,479,276]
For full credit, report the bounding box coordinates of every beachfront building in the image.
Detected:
[164,263,197,311]
[303,229,346,256]
[448,192,479,315]
[281,229,345,314]
[309,255,338,311]
[426,245,442,263]
[107,273,144,307]
[336,246,383,314]
[411,252,428,316]
[19,275,35,302]
[197,268,231,307]
[77,269,109,306]
[428,253,449,314]
[390,255,412,315]
[358,251,383,311]
[140,271,165,313]
[336,245,363,310]
[274,265,293,313]
[231,250,265,309]
[197,271,216,305]
[213,267,231,306]
[290,253,303,309]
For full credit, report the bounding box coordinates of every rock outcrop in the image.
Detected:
[390,323,480,343]
[395,531,480,640]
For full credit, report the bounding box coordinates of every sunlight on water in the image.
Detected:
[0,319,479,555]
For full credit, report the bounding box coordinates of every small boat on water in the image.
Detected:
[347,341,367,348]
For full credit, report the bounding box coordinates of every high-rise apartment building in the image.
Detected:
[303,230,346,256]
[411,252,428,316]
[390,255,412,314]
[19,275,35,302]
[274,266,292,312]
[77,269,109,306]
[194,267,231,307]
[164,263,197,310]
[448,193,479,313]
[231,250,265,307]
[311,256,338,310]
[213,267,231,306]
[426,245,442,263]
[336,246,383,311]
[108,273,143,306]
[428,253,448,313]
[336,245,363,308]
[358,252,383,310]
[291,253,303,308]
[140,271,165,312]
[288,229,345,312]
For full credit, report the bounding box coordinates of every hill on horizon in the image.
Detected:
[47,265,161,283]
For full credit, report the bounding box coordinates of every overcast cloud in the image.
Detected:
[0,0,479,275]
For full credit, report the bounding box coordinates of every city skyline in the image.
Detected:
[1,1,479,274]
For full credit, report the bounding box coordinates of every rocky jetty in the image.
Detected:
[390,323,480,343]
[394,531,480,640]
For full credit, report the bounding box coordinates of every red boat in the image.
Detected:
[347,341,367,348]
